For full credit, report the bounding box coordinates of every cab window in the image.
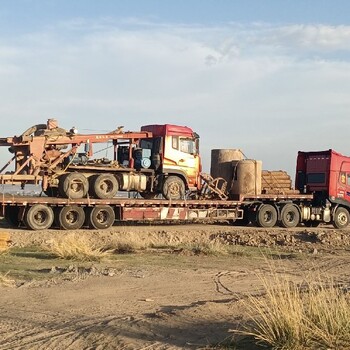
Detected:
[179,138,196,154]
[140,139,153,149]
[172,136,179,150]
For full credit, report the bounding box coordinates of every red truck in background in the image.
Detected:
[296,149,350,229]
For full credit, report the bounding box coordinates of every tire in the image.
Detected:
[162,176,185,200]
[280,204,300,228]
[24,204,54,230]
[333,207,350,229]
[59,173,89,199]
[88,205,115,229]
[4,206,20,227]
[90,174,119,199]
[256,204,277,228]
[57,205,85,230]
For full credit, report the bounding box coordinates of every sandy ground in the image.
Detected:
[1,223,350,349]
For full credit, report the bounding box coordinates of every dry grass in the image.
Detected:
[0,272,16,287]
[42,230,234,261]
[239,272,350,349]
[42,229,267,262]
[44,233,109,262]
[108,234,230,256]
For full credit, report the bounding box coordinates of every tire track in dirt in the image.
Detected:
[0,310,191,350]
[0,314,130,350]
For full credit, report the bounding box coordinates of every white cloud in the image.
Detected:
[275,24,350,50]
[0,21,349,175]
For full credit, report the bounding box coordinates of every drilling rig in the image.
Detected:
[0,119,202,200]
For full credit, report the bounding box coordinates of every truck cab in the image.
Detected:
[296,149,350,228]
[140,124,202,199]
[296,149,350,206]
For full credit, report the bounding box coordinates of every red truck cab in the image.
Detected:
[296,149,350,207]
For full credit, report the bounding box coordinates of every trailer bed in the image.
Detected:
[0,192,317,230]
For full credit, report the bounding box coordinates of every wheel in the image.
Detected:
[256,204,277,228]
[44,187,59,197]
[333,207,350,229]
[4,206,20,227]
[280,204,300,228]
[59,173,89,199]
[162,176,185,200]
[24,204,54,230]
[304,221,320,228]
[90,174,118,199]
[57,206,85,230]
[88,205,115,229]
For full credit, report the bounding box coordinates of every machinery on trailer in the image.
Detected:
[0,119,201,200]
[0,119,350,230]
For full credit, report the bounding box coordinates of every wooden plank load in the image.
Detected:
[261,170,300,195]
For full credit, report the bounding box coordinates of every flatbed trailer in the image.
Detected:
[0,192,317,230]
[0,194,243,230]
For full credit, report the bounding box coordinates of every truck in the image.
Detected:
[295,149,350,229]
[0,119,202,200]
[0,120,349,231]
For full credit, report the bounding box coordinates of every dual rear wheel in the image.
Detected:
[21,204,115,230]
[56,205,115,230]
[255,204,278,228]
[25,204,54,230]
[254,203,300,228]
[57,173,119,199]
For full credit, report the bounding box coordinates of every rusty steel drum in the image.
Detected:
[231,159,262,196]
[210,149,244,189]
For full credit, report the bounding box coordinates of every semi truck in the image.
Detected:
[0,120,349,230]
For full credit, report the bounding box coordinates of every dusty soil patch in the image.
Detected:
[0,223,350,349]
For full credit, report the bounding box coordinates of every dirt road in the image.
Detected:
[1,224,350,349]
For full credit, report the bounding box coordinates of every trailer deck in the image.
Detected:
[0,193,245,226]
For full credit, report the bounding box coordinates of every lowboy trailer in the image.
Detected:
[0,195,243,230]
[0,191,315,230]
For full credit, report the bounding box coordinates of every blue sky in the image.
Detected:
[1,0,349,29]
[0,0,350,174]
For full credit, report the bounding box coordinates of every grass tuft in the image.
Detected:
[239,272,350,349]
[43,233,108,262]
[0,272,16,287]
